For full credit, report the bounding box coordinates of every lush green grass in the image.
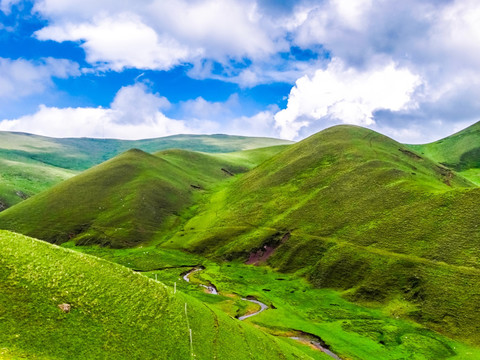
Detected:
[0,230,314,359]
[0,146,287,248]
[0,155,75,209]
[162,125,480,344]
[3,124,480,354]
[71,244,480,360]
[410,121,480,184]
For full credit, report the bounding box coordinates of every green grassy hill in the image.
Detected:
[0,155,75,210]
[165,125,480,344]
[3,124,480,347]
[410,121,480,184]
[0,131,291,210]
[0,146,288,248]
[0,230,312,359]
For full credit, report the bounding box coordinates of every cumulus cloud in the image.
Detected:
[0,83,215,139]
[274,58,421,139]
[176,95,279,138]
[32,0,281,74]
[6,0,480,142]
[229,109,278,138]
[0,57,80,98]
[35,15,193,71]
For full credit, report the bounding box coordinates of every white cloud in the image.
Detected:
[110,83,171,125]
[177,94,240,121]
[229,109,278,138]
[187,56,325,88]
[0,57,80,99]
[431,0,480,69]
[0,83,215,139]
[274,58,421,140]
[33,0,281,74]
[36,15,193,71]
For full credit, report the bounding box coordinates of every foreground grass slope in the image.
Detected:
[0,230,311,359]
[0,146,287,248]
[410,121,480,184]
[167,125,480,344]
[0,131,292,171]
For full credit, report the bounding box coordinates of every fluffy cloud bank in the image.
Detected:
[3,0,480,142]
[33,0,280,73]
[0,83,215,139]
[273,0,480,142]
[274,58,421,139]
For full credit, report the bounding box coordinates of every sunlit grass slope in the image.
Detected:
[0,230,312,359]
[0,146,288,248]
[167,125,480,344]
[0,131,292,171]
[410,120,480,184]
[0,155,75,209]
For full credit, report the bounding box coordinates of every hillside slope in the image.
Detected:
[0,131,290,211]
[166,125,480,343]
[0,155,75,209]
[410,120,480,184]
[171,125,476,264]
[0,146,287,248]
[0,230,312,359]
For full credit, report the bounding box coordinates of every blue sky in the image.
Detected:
[0,0,479,142]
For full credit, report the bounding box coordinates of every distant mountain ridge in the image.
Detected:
[0,131,292,209]
[0,131,293,170]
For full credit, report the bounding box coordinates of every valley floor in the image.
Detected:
[68,243,480,360]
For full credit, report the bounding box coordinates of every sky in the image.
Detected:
[0,0,480,143]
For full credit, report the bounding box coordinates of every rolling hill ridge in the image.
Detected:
[0,131,291,211]
[163,125,480,344]
[410,121,480,184]
[0,146,287,247]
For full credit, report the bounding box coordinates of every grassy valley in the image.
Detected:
[1,124,480,359]
[162,125,480,345]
